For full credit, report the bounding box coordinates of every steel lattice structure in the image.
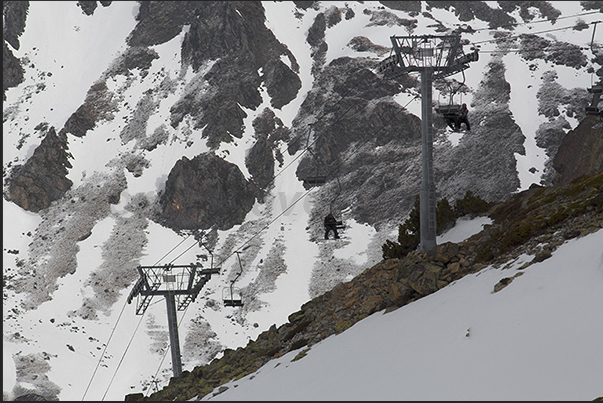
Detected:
[377,34,478,252]
[127,263,219,378]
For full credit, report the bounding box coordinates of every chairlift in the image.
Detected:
[585,23,602,117]
[302,124,328,187]
[586,83,602,117]
[435,72,467,130]
[302,146,328,186]
[327,173,346,233]
[223,251,244,307]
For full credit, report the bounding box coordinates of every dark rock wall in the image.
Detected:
[159,153,256,231]
[552,115,603,186]
[2,1,29,100]
[245,108,291,200]
[169,1,301,147]
[7,127,73,213]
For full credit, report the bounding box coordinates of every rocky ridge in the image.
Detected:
[5,127,73,213]
[126,170,603,401]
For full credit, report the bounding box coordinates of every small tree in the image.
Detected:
[454,189,491,217]
[382,191,491,260]
[436,197,456,234]
[382,195,420,259]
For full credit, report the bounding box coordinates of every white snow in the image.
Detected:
[203,228,603,401]
[503,53,548,189]
[436,215,492,244]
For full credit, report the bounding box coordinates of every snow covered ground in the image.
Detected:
[202,227,603,401]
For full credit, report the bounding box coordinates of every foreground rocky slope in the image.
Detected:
[126,170,603,401]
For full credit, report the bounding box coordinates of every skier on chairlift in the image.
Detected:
[324,213,340,240]
[456,103,471,131]
[444,114,458,131]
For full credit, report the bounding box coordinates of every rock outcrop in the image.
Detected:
[552,115,603,186]
[168,1,302,148]
[245,108,291,200]
[159,153,256,231]
[60,81,120,138]
[2,1,29,100]
[7,127,73,213]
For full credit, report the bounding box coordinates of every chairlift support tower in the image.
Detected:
[127,264,219,378]
[377,34,478,252]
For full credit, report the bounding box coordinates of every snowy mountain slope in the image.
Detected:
[200,228,603,401]
[3,1,602,401]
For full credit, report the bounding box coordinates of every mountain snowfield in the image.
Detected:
[200,228,603,401]
[2,1,602,401]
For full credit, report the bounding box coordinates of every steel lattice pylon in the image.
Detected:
[377,34,478,252]
[127,264,219,378]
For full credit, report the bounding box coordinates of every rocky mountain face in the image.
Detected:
[552,114,603,186]
[159,153,256,231]
[4,0,601,229]
[6,126,73,213]
[3,1,602,228]
[126,170,603,401]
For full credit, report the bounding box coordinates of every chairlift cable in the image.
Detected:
[102,64,380,400]
[461,10,601,34]
[94,20,462,401]
[143,92,418,394]
[141,30,466,286]
[116,29,467,396]
[167,240,200,265]
[217,95,419,267]
[118,27,452,397]
[470,19,602,46]
[101,313,147,401]
[151,65,378,271]
[81,301,129,400]
[152,234,192,266]
[97,12,599,394]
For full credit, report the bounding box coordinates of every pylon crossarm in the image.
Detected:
[126,277,145,304]
[379,34,478,80]
[186,267,196,291]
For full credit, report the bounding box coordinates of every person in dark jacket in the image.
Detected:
[456,103,471,131]
[444,114,458,131]
[324,213,340,240]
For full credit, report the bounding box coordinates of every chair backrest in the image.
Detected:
[304,176,326,186]
[435,104,461,116]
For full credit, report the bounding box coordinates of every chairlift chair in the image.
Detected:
[328,175,347,233]
[586,84,602,116]
[302,124,329,187]
[304,175,327,186]
[435,73,467,129]
[222,251,244,307]
[302,146,327,187]
[222,286,243,307]
[434,104,462,117]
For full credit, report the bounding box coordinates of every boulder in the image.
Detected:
[552,115,603,186]
[159,153,255,230]
[7,127,73,212]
